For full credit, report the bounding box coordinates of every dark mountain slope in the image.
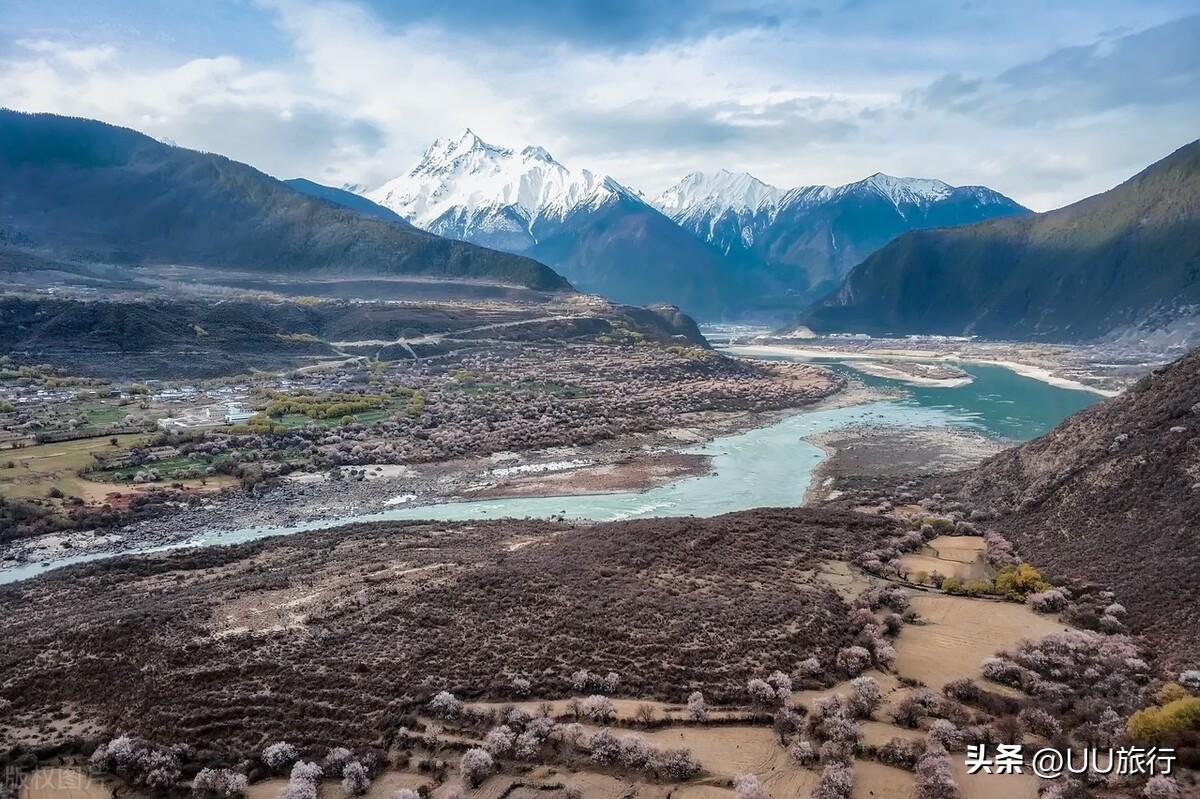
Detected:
[527,195,766,317]
[953,348,1200,665]
[656,171,1028,306]
[800,140,1200,340]
[0,295,708,378]
[283,178,411,224]
[0,111,569,291]
[756,183,1028,298]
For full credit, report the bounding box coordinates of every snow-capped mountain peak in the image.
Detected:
[520,144,556,163]
[653,169,783,219]
[365,131,635,246]
[410,128,511,177]
[658,169,982,224]
[654,164,1027,284]
[846,172,954,205]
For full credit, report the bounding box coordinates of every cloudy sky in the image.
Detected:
[1,0,1197,210]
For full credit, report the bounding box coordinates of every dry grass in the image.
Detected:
[0,435,146,500]
[853,760,915,799]
[892,593,1067,690]
[898,534,989,582]
[951,758,1039,799]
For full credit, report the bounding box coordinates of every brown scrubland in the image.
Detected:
[5,346,1200,799]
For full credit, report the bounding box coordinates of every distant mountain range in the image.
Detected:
[0,111,568,292]
[799,139,1200,342]
[10,111,1194,341]
[364,130,760,317]
[358,130,1028,318]
[653,169,1029,299]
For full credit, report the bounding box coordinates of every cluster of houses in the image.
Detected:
[3,367,369,446]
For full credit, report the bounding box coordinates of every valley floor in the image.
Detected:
[1,332,843,576]
[726,335,1179,395]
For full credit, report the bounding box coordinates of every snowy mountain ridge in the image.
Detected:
[652,169,989,223]
[648,166,1028,296]
[367,130,635,239]
[351,130,1029,314]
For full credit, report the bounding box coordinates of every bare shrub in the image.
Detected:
[733,774,771,799]
[767,670,793,703]
[835,646,872,677]
[340,762,370,797]
[1017,707,1061,739]
[942,679,978,703]
[893,689,943,728]
[323,748,354,773]
[580,694,616,723]
[747,678,777,707]
[1027,589,1068,613]
[483,726,516,757]
[914,743,959,799]
[773,707,803,744]
[90,736,183,789]
[261,739,298,772]
[789,739,818,767]
[810,762,854,799]
[428,690,463,718]
[1178,670,1200,693]
[589,729,620,765]
[1143,775,1181,799]
[687,691,708,721]
[650,747,700,781]
[848,676,882,719]
[1075,706,1125,748]
[192,769,249,798]
[459,748,494,788]
[927,720,962,751]
[877,738,924,769]
[618,735,652,770]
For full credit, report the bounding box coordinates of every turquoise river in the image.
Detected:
[0,351,1099,584]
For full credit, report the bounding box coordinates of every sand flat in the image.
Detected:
[952,757,1039,799]
[899,552,983,582]
[900,535,989,582]
[894,594,1067,689]
[861,720,926,747]
[853,760,915,799]
[641,725,783,777]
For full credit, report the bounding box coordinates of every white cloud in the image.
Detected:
[16,38,118,69]
[0,1,1196,210]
